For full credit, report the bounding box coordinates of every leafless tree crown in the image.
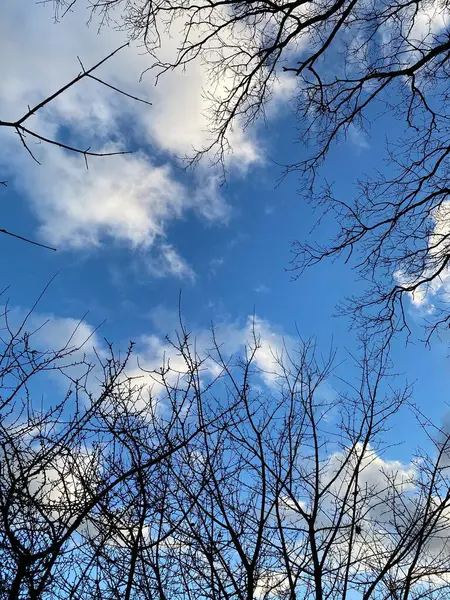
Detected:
[2,301,450,599]
[50,0,450,336]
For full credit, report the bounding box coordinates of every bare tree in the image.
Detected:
[0,298,226,599]
[48,0,450,337]
[2,296,450,598]
[159,332,450,600]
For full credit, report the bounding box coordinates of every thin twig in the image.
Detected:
[15,42,130,126]
[16,128,41,165]
[0,43,138,163]
[18,126,130,158]
[0,228,57,251]
[87,74,153,106]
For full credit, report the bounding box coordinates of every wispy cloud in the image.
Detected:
[255,284,270,293]
[147,244,197,282]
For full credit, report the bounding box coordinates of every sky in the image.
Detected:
[1,0,450,466]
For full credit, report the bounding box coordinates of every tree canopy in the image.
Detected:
[2,305,450,600]
[49,0,450,337]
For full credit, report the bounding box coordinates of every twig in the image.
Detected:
[18,126,129,159]
[16,128,41,165]
[0,228,57,251]
[86,74,153,106]
[15,43,130,126]
[0,43,141,163]
[77,56,152,106]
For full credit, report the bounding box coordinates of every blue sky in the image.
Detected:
[1,0,450,466]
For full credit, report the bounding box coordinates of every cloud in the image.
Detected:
[3,304,102,357]
[27,449,99,509]
[209,257,225,275]
[132,312,296,401]
[378,1,450,78]
[3,141,227,263]
[2,302,301,412]
[347,123,370,151]
[394,200,450,312]
[0,0,264,164]
[8,148,185,249]
[147,244,197,281]
[278,442,450,586]
[408,0,450,43]
[133,5,297,170]
[0,0,243,269]
[0,0,304,282]
[141,56,264,169]
[0,304,110,422]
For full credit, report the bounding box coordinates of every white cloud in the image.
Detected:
[278,442,450,586]
[28,450,99,508]
[1,126,227,271]
[408,0,450,43]
[0,0,304,282]
[4,304,102,356]
[378,0,450,81]
[9,148,187,249]
[325,444,416,499]
[0,0,263,164]
[131,313,296,402]
[134,5,297,169]
[2,304,300,411]
[347,123,370,150]
[209,256,225,275]
[147,244,197,281]
[394,200,450,311]
[254,570,290,600]
[0,0,250,269]
[141,57,264,169]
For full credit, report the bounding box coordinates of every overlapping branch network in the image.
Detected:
[2,298,450,599]
[52,0,450,336]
